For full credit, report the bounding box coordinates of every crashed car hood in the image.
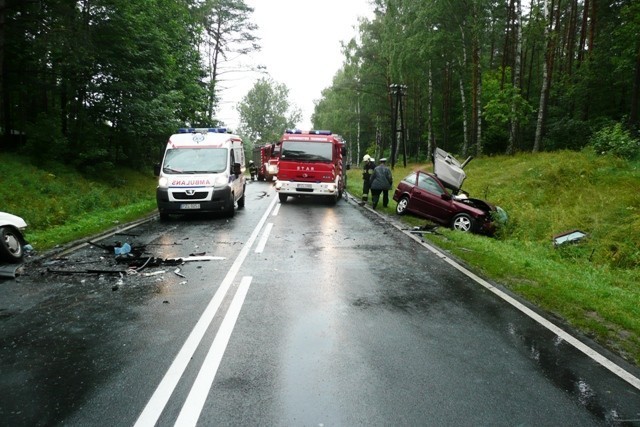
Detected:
[0,212,27,228]
[452,197,495,214]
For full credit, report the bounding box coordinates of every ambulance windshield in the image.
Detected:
[280,141,332,162]
[163,148,227,174]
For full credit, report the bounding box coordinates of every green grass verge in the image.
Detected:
[0,153,157,251]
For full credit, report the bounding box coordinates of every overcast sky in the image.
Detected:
[216,0,374,131]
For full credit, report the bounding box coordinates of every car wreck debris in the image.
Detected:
[553,229,587,247]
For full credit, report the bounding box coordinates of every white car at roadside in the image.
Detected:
[0,212,28,263]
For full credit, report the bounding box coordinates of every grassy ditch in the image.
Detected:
[347,149,640,366]
[0,153,157,251]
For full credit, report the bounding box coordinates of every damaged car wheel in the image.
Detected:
[451,213,474,233]
[0,226,25,263]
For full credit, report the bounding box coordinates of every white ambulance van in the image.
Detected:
[154,128,246,220]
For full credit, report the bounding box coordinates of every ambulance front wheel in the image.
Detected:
[237,187,246,208]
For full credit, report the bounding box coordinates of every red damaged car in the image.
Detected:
[392,149,507,235]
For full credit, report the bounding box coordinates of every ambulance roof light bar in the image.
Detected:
[178,127,229,134]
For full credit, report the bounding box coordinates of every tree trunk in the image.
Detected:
[458,24,470,157]
[0,0,7,147]
[427,62,434,156]
[508,0,522,154]
[534,0,553,153]
[472,1,483,156]
[630,44,640,130]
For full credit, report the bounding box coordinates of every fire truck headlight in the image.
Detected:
[213,175,229,187]
[327,183,336,192]
[158,177,169,188]
[275,181,282,190]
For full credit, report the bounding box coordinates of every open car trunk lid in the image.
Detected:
[433,148,472,192]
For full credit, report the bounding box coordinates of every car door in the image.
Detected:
[411,172,454,224]
[229,148,242,202]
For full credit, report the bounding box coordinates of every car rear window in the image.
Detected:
[402,172,417,185]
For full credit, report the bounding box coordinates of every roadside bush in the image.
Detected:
[589,122,640,159]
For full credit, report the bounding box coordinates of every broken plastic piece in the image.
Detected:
[114,243,131,255]
[553,230,587,247]
[142,270,166,277]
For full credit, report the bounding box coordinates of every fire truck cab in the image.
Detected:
[274,130,347,204]
[154,128,246,220]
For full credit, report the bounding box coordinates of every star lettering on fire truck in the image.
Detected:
[296,166,315,171]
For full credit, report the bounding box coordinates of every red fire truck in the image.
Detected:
[252,143,280,181]
[274,130,347,204]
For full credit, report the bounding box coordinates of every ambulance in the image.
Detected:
[154,128,246,219]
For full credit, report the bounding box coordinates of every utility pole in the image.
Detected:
[389,84,407,168]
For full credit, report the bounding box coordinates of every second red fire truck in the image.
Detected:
[252,143,280,181]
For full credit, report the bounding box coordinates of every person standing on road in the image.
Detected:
[248,160,258,181]
[369,157,393,209]
[361,154,376,202]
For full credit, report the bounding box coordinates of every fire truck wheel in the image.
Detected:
[279,194,288,203]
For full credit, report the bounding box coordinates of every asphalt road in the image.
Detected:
[1,180,639,426]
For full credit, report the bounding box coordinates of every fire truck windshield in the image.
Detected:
[280,141,332,162]
[163,148,227,174]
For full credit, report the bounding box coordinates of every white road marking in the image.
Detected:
[134,196,278,427]
[272,202,281,216]
[394,219,640,391]
[174,276,253,427]
[254,223,273,254]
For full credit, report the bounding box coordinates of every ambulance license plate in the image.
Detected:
[180,203,200,210]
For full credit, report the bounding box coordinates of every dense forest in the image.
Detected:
[0,0,258,170]
[312,0,640,166]
[1,0,638,172]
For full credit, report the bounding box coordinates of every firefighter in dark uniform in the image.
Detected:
[369,157,393,209]
[361,154,376,201]
[248,160,258,181]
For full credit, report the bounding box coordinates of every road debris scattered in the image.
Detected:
[37,235,226,287]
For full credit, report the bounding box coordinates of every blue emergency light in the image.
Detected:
[285,129,332,135]
[178,127,228,134]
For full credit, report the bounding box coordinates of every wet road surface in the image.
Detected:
[1,181,639,426]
